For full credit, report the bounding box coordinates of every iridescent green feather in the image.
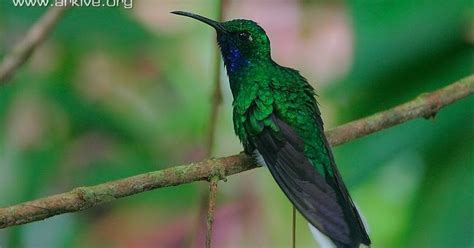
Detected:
[232,65,331,176]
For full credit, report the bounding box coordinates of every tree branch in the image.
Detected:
[0,5,70,83]
[326,74,474,146]
[199,1,227,246]
[205,176,220,248]
[0,74,472,229]
[193,31,221,248]
[204,0,225,157]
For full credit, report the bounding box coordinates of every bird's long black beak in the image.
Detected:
[171,11,227,33]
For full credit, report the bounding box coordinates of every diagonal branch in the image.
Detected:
[0,74,472,229]
[326,74,474,146]
[0,5,70,83]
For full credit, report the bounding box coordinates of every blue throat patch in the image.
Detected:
[221,46,250,73]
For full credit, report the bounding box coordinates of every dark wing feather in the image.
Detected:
[253,114,369,247]
[314,115,371,246]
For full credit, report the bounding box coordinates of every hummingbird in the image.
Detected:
[172,11,371,248]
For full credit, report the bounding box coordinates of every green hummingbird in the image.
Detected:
[172,11,371,248]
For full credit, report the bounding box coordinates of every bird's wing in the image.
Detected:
[249,112,370,247]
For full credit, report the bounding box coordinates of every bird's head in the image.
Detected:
[172,11,271,73]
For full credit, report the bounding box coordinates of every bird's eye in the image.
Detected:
[238,32,252,42]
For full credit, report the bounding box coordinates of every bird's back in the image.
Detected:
[232,64,371,247]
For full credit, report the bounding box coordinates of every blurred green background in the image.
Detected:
[0,0,473,247]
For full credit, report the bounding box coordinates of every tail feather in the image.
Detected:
[309,204,370,248]
[248,112,371,247]
[309,223,337,248]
